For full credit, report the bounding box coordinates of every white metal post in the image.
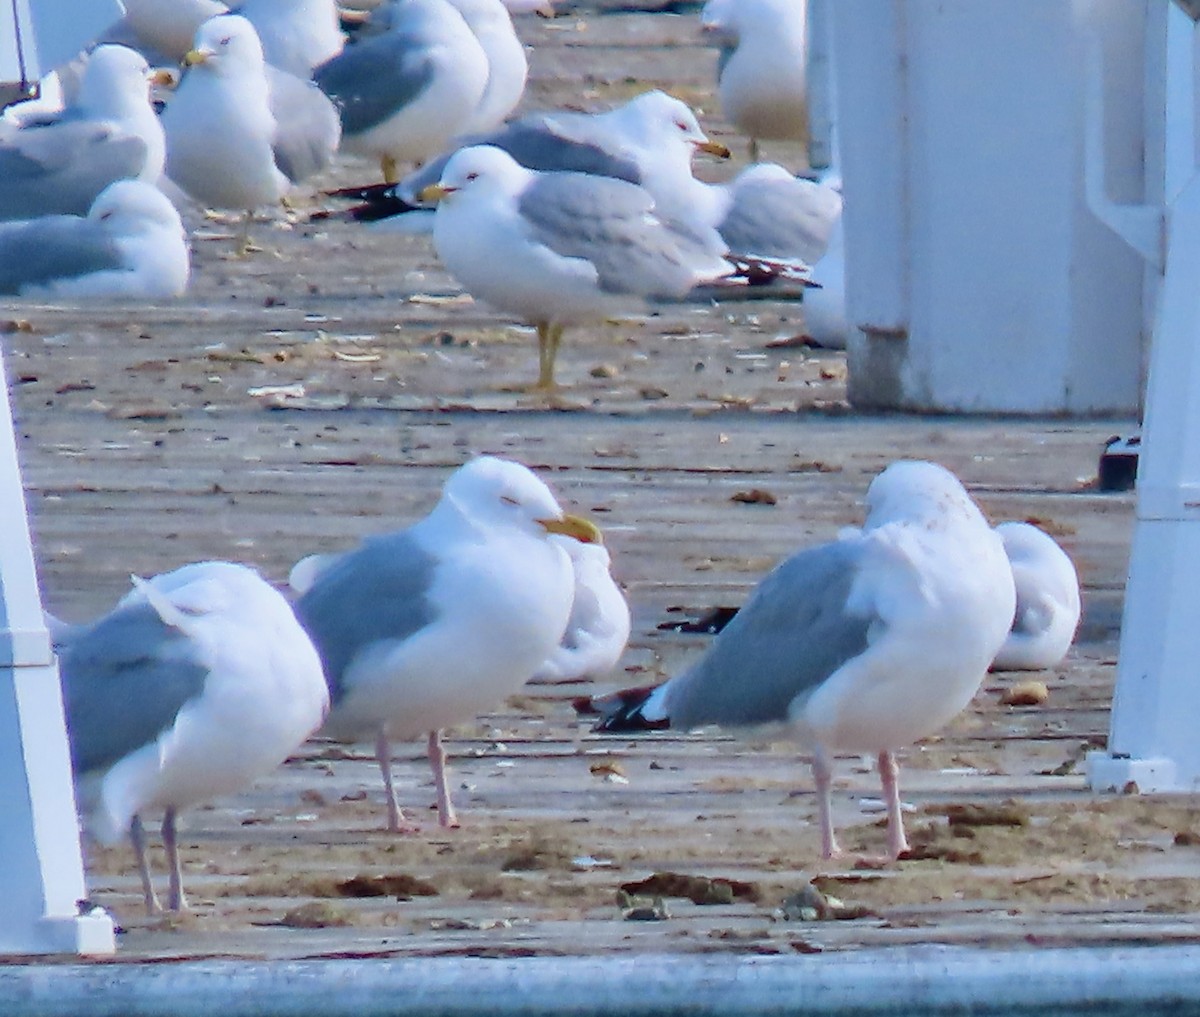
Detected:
[1088,5,1200,794]
[0,353,113,955]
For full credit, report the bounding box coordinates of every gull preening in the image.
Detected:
[593,461,1016,862]
[294,456,595,831]
[59,562,329,914]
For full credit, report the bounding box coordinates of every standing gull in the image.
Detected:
[332,90,729,230]
[240,0,345,76]
[992,521,1081,671]
[0,44,166,221]
[594,461,1016,861]
[420,145,735,390]
[60,562,329,914]
[701,0,807,161]
[161,15,289,247]
[532,527,631,684]
[0,180,190,298]
[294,456,595,831]
[314,0,488,183]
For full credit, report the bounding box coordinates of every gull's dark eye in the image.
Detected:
[465,172,480,182]
[500,495,519,507]
[219,35,232,46]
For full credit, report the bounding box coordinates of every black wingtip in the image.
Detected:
[588,685,670,733]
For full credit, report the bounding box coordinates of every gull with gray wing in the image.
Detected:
[294,456,595,831]
[594,461,1017,862]
[60,562,329,914]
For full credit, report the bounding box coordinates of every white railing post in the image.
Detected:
[0,353,113,955]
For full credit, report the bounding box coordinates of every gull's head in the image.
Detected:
[442,455,598,543]
[621,91,729,160]
[89,180,185,238]
[699,0,738,42]
[419,145,532,204]
[995,521,1070,574]
[702,0,795,40]
[864,460,987,532]
[185,15,266,75]
[79,45,155,110]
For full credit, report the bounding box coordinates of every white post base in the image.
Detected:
[1085,753,1180,794]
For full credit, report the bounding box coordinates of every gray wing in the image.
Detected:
[0,119,149,221]
[267,66,341,184]
[314,28,438,136]
[59,601,210,776]
[716,43,735,83]
[518,173,703,300]
[720,177,839,265]
[398,113,644,205]
[294,530,440,702]
[0,217,123,295]
[666,540,873,730]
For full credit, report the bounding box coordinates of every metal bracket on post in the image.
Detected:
[0,352,113,955]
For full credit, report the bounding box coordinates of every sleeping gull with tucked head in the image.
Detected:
[420,144,735,390]
[294,455,596,831]
[59,562,329,914]
[992,521,1081,671]
[594,461,1016,861]
[0,180,190,298]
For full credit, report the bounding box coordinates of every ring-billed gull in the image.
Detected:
[294,455,595,831]
[330,90,728,229]
[594,461,1016,861]
[420,145,734,390]
[0,45,166,221]
[701,0,807,161]
[314,0,488,183]
[992,521,1081,671]
[162,15,289,241]
[0,180,190,298]
[532,526,631,684]
[60,562,329,914]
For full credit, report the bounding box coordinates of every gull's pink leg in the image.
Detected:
[427,729,460,828]
[161,807,188,912]
[813,745,841,859]
[878,750,910,859]
[375,726,413,833]
[130,814,162,915]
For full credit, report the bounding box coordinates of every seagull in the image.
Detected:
[294,455,596,831]
[0,45,167,221]
[447,0,527,136]
[992,521,1081,671]
[797,176,847,349]
[328,90,729,231]
[59,562,329,914]
[111,0,230,63]
[419,144,736,390]
[0,180,190,298]
[531,528,631,684]
[701,0,808,161]
[161,15,290,246]
[314,0,489,183]
[593,461,1016,862]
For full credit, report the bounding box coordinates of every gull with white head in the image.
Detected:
[60,562,329,914]
[294,456,595,831]
[0,180,189,298]
[594,461,1016,862]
